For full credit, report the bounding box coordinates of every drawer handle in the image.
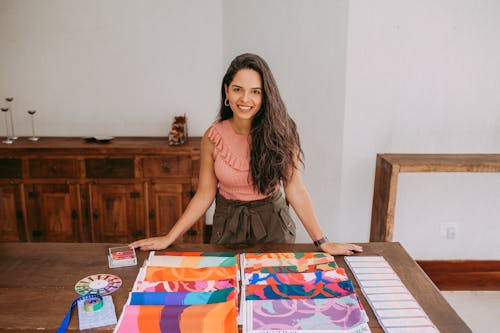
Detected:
[71,210,78,220]
[93,209,99,219]
[149,210,156,219]
[162,164,171,172]
[130,191,140,198]
[187,229,198,236]
[50,165,58,173]
[32,229,43,238]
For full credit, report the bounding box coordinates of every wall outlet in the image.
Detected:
[439,222,458,240]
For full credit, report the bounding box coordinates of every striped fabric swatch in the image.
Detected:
[149,255,237,268]
[247,296,368,331]
[245,280,355,300]
[244,268,348,285]
[130,287,235,306]
[145,265,237,282]
[154,251,237,257]
[133,279,236,293]
[115,300,237,333]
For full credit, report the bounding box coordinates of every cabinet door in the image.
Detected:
[25,184,80,242]
[149,182,202,243]
[0,183,26,241]
[90,183,146,243]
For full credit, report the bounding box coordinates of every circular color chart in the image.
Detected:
[75,274,122,295]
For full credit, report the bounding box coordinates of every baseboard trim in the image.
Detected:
[417,260,500,290]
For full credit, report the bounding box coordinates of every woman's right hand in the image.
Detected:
[128,236,170,251]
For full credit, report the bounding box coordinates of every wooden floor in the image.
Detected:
[442,291,500,333]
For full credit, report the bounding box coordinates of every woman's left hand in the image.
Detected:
[319,242,363,255]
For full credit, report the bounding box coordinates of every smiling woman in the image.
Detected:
[224,69,262,124]
[129,53,363,256]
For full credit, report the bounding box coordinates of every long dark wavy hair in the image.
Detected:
[218,53,304,195]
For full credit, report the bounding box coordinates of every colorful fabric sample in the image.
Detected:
[133,279,236,293]
[244,268,348,285]
[115,300,237,333]
[149,255,237,268]
[247,296,368,331]
[244,252,331,259]
[154,251,236,257]
[145,265,237,282]
[130,287,235,306]
[244,261,338,274]
[245,280,354,300]
[245,255,336,269]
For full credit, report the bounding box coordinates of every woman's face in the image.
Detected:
[225,69,263,121]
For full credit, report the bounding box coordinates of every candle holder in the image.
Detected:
[1,107,13,144]
[5,97,17,140]
[27,110,39,141]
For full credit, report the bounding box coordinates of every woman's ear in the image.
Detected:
[224,84,228,97]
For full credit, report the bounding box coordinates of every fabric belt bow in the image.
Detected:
[227,205,267,243]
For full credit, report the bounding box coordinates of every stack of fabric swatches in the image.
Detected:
[242,252,371,333]
[345,256,440,333]
[114,251,239,333]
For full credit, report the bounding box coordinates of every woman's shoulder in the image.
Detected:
[204,120,248,170]
[203,121,225,150]
[205,120,230,143]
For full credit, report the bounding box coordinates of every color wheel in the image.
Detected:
[75,273,122,295]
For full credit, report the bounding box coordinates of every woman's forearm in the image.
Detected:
[162,190,216,245]
[286,186,325,241]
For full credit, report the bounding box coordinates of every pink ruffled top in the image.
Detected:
[208,120,269,201]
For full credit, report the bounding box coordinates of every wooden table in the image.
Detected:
[370,153,500,242]
[0,242,471,333]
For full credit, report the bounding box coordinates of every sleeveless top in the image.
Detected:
[207,120,269,201]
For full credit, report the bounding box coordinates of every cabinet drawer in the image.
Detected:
[28,159,79,178]
[143,156,192,178]
[85,158,135,178]
[0,159,22,178]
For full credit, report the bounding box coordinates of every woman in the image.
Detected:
[130,53,362,255]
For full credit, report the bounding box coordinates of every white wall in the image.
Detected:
[0,0,222,137]
[223,0,348,242]
[341,0,500,259]
[1,0,499,259]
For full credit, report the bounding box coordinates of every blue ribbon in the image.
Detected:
[56,293,103,333]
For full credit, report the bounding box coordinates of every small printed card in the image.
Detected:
[78,295,117,329]
[108,246,137,268]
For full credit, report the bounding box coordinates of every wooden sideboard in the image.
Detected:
[370,153,500,242]
[0,137,203,243]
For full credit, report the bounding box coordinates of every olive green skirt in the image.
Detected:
[210,191,296,245]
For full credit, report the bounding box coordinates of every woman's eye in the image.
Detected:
[252,89,261,95]
[232,87,240,92]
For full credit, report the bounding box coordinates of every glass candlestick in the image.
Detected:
[5,97,17,140]
[1,107,13,144]
[27,110,39,141]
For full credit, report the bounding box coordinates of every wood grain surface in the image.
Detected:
[0,242,472,333]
